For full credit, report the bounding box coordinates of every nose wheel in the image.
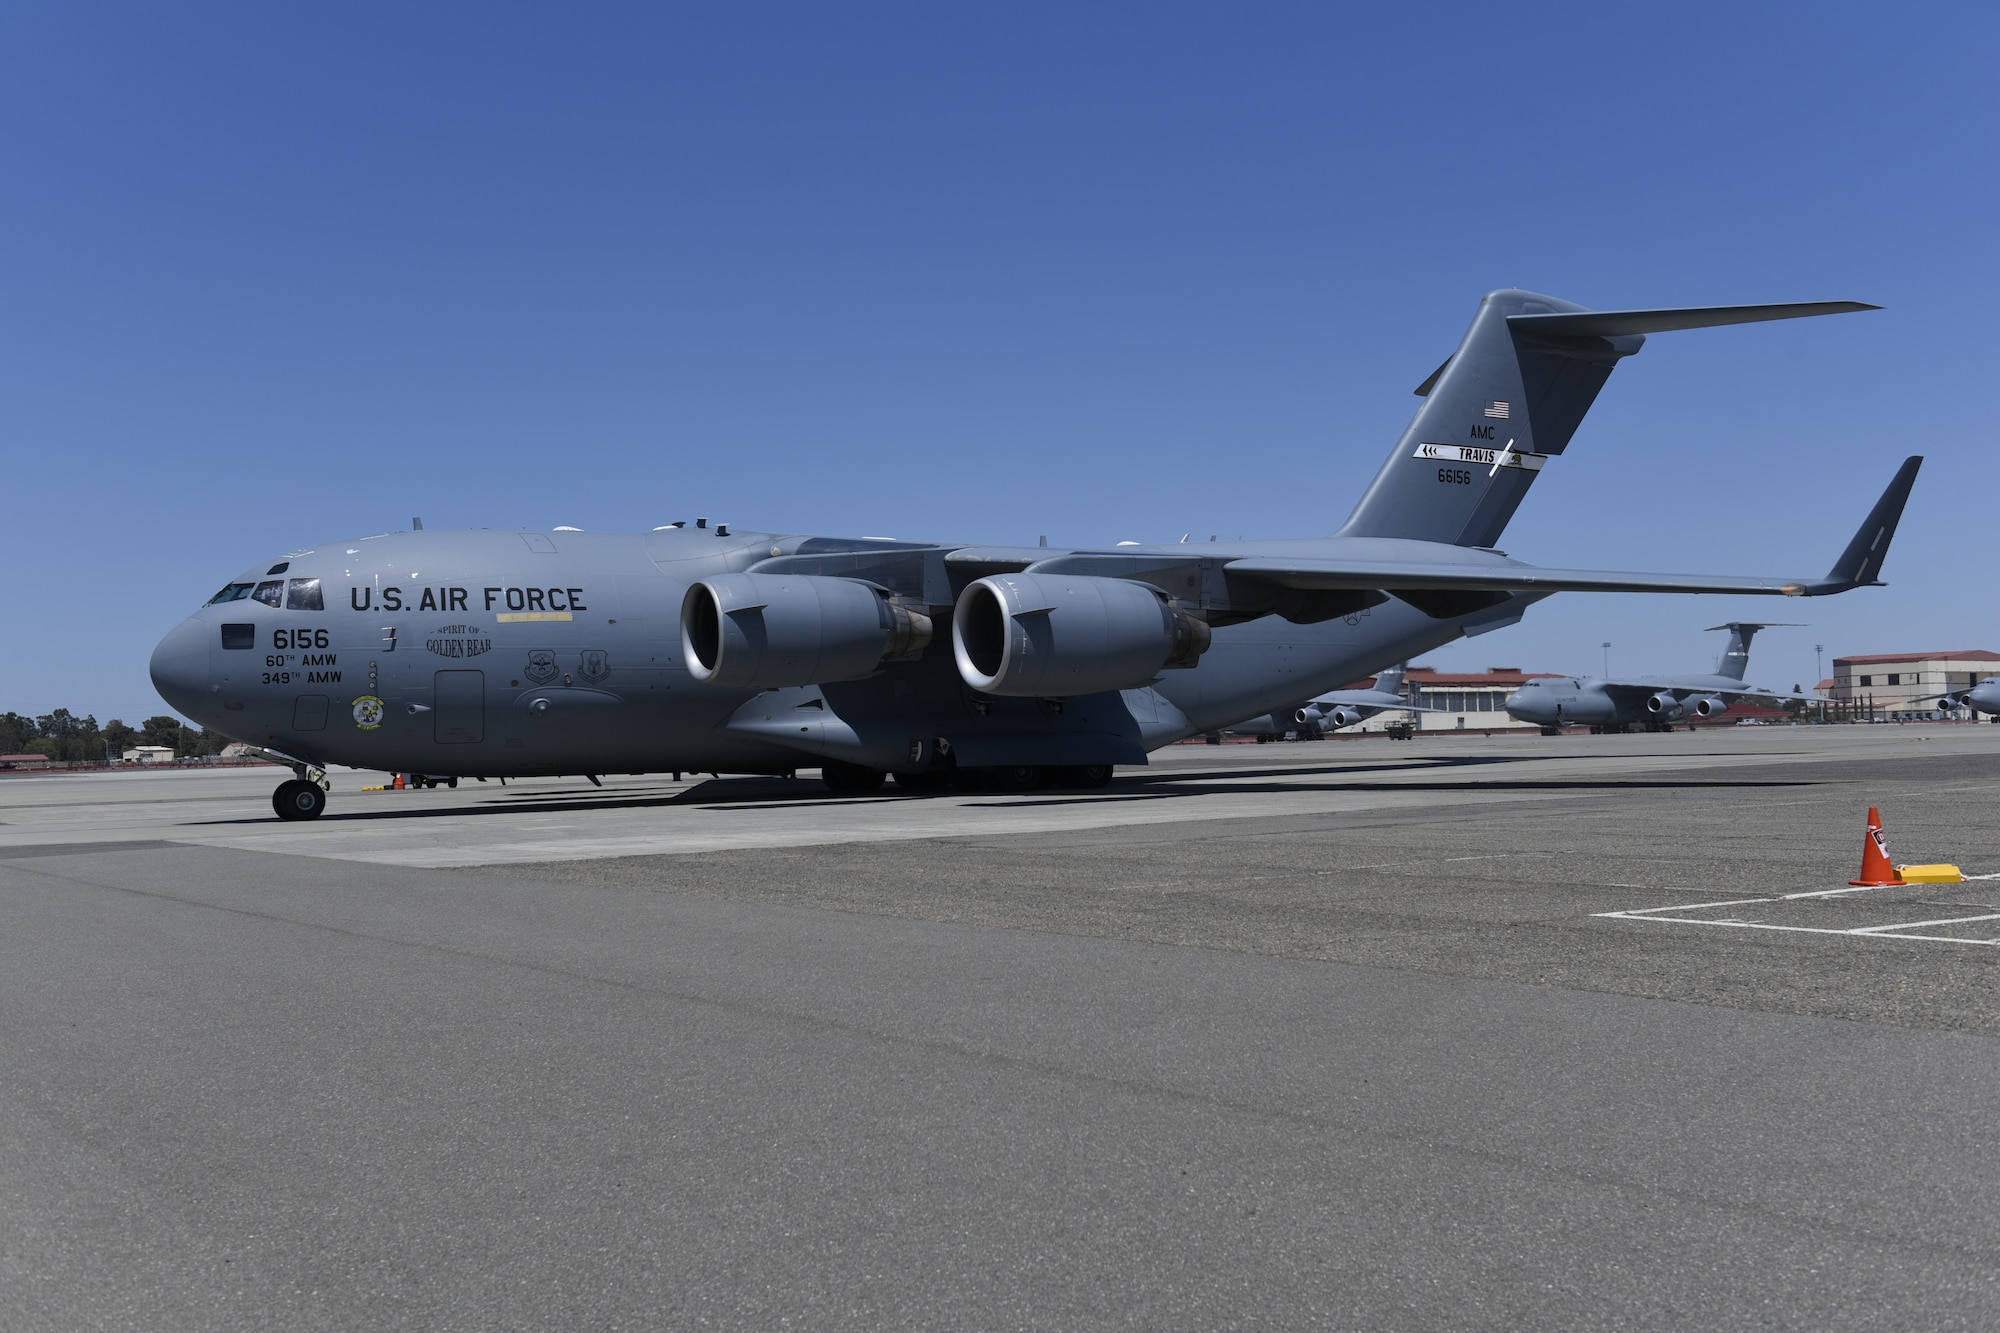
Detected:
[273,778,328,821]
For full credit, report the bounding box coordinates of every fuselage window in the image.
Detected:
[252,581,284,607]
[206,582,255,605]
[286,577,323,611]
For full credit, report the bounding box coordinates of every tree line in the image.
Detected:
[0,711,233,762]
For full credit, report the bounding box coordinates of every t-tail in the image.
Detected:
[1336,291,1879,546]
[1371,662,1409,697]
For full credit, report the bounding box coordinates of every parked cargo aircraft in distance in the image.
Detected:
[1942,679,2000,717]
[1221,664,1445,739]
[149,290,1920,820]
[1503,623,1820,733]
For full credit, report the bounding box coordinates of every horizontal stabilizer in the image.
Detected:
[1509,301,1878,338]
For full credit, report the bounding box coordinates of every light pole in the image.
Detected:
[1816,644,1825,722]
[1601,642,1611,678]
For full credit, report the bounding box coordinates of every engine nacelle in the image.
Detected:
[682,573,932,689]
[952,573,1211,697]
[1688,695,1730,718]
[1305,705,1365,729]
[1644,691,1684,719]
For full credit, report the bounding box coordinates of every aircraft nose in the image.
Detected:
[150,618,211,716]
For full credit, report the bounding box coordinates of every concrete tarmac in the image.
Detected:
[3,727,1999,1328]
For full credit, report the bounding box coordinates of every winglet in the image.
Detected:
[1810,455,1922,592]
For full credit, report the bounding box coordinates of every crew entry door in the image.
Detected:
[434,670,484,744]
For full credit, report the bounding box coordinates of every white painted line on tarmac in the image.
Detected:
[1848,913,2000,934]
[1597,884,2000,949]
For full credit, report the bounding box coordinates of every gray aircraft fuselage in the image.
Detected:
[1504,622,1806,728]
[1505,672,1753,727]
[149,526,1519,778]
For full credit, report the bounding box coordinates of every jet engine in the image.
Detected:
[952,573,1211,697]
[682,573,932,689]
[1687,695,1730,718]
[1644,691,1685,719]
[1299,704,1365,729]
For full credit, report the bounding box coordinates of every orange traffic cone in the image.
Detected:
[1849,807,1905,886]
[393,773,406,790]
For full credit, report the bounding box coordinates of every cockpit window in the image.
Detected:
[285,577,323,611]
[206,582,255,605]
[252,581,284,607]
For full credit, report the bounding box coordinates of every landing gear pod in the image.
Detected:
[951,573,1211,698]
[682,574,933,689]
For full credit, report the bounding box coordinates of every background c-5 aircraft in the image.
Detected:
[148,289,1918,820]
[1222,664,1444,740]
[1941,679,2000,717]
[1503,622,1817,733]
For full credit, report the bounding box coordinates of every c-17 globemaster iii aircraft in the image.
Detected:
[1503,622,1818,732]
[149,289,1921,820]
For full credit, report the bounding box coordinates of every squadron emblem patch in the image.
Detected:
[351,695,385,730]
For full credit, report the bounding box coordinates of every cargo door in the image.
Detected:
[434,670,484,744]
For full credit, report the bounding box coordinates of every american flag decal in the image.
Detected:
[1483,400,1510,419]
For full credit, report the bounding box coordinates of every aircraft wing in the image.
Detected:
[1310,689,1450,713]
[1593,681,1820,703]
[1227,455,1920,605]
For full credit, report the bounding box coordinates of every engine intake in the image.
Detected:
[682,574,932,689]
[1688,695,1730,718]
[952,573,1211,697]
[1644,691,1684,718]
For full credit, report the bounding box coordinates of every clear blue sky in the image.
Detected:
[5,3,1994,722]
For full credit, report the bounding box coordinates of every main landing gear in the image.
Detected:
[273,778,328,821]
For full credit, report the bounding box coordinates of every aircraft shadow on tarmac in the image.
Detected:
[189,756,1818,825]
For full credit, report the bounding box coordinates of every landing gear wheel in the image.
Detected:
[996,764,1044,791]
[1069,763,1114,789]
[273,779,327,821]
[821,760,887,794]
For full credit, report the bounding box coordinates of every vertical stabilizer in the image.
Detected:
[1372,662,1409,697]
[1706,622,1796,681]
[1337,290,1643,546]
[1336,292,1876,548]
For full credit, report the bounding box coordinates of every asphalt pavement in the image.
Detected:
[3,727,1998,1329]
